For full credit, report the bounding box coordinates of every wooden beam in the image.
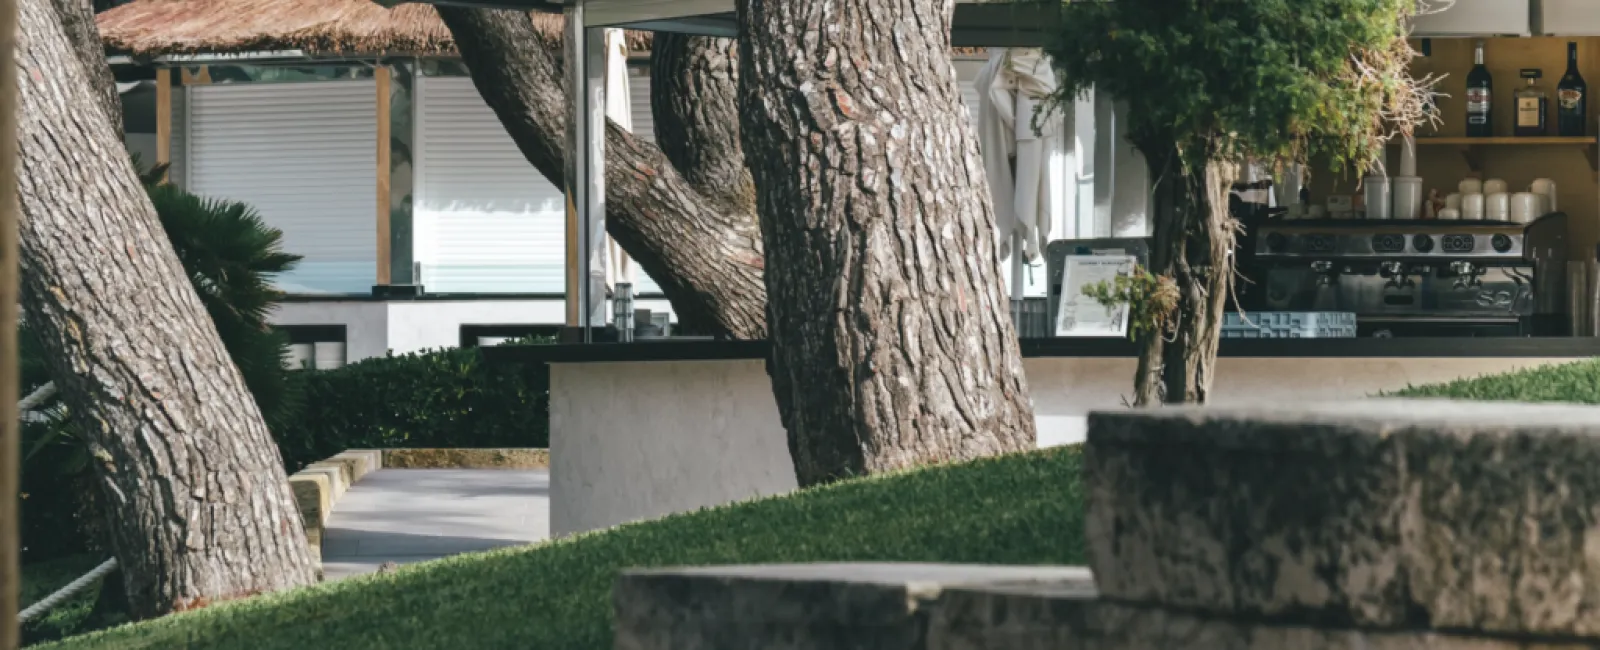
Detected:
[0,0,19,643]
[155,68,171,183]
[375,66,392,285]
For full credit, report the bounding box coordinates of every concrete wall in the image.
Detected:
[548,355,1581,537]
[271,297,677,362]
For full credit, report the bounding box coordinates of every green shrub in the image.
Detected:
[277,346,550,471]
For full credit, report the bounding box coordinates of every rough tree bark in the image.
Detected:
[650,33,754,214]
[1133,152,1238,406]
[16,0,316,617]
[51,0,119,138]
[737,0,1037,485]
[433,8,767,339]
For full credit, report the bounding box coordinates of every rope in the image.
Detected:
[18,381,55,413]
[17,558,118,623]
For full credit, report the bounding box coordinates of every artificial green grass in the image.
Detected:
[41,446,1086,650]
[1390,358,1600,403]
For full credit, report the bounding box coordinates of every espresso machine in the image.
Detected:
[1239,214,1570,337]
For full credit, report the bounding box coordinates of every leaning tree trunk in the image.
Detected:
[737,0,1036,486]
[16,0,316,617]
[50,0,119,140]
[434,8,767,339]
[1133,150,1239,406]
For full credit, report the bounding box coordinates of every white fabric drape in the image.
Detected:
[975,48,1065,264]
[604,29,635,288]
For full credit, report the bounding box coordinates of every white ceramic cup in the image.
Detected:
[1461,193,1486,220]
[1392,176,1424,220]
[1445,193,1462,210]
[1437,207,1461,220]
[1532,178,1558,212]
[1365,177,1392,220]
[1486,192,1511,221]
[1535,193,1552,217]
[1483,178,1509,195]
[1511,192,1540,223]
[1459,178,1484,195]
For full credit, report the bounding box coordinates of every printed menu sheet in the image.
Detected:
[1055,254,1136,338]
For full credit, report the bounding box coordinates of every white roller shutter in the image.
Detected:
[188,80,377,295]
[629,64,655,144]
[416,75,564,293]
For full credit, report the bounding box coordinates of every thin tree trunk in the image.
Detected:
[433,8,767,339]
[737,0,1036,486]
[1133,151,1238,406]
[16,0,315,617]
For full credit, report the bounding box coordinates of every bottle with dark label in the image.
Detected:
[1516,69,1548,137]
[1559,41,1588,136]
[1467,40,1493,137]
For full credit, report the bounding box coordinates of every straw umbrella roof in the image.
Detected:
[97,0,987,59]
[96,0,653,58]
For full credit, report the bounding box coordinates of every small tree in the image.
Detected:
[1047,0,1431,405]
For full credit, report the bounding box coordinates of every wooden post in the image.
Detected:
[0,0,20,643]
[375,66,392,285]
[155,67,171,183]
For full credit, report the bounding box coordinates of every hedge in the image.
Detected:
[277,346,549,472]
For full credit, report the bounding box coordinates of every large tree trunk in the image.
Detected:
[16,0,316,617]
[737,0,1036,486]
[50,0,120,140]
[433,8,767,339]
[650,33,754,214]
[1134,151,1238,406]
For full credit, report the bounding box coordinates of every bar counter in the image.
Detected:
[485,336,1600,539]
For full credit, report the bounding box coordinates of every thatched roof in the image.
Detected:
[97,0,654,58]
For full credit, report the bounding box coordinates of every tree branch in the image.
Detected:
[433,7,767,339]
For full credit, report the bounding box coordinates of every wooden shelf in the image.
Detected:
[1410,136,1595,145]
[1393,136,1599,172]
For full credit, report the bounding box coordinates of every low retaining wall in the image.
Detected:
[614,399,1600,648]
[287,450,383,575]
[285,447,549,577]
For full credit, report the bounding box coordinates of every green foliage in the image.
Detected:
[146,182,304,433]
[38,447,1087,650]
[1389,358,1600,403]
[20,555,119,647]
[278,346,550,472]
[1044,0,1423,174]
[1081,266,1180,342]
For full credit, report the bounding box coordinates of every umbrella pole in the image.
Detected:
[1009,232,1026,334]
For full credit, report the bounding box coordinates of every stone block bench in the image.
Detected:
[613,399,1600,648]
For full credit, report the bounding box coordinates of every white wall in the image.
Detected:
[547,354,1584,537]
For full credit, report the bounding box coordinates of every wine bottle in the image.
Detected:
[1467,40,1493,137]
[1559,41,1588,137]
[1516,69,1548,137]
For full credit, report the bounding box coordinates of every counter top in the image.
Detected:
[483,337,1600,365]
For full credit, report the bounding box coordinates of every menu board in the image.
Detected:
[1055,254,1137,338]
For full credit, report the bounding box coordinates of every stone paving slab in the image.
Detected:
[321,469,549,580]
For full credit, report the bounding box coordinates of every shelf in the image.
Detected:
[1394,136,1598,172]
[1410,136,1595,145]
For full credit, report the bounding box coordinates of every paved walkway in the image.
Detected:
[321,469,550,580]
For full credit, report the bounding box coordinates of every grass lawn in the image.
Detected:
[39,446,1087,650]
[1390,357,1600,403]
[20,555,114,647]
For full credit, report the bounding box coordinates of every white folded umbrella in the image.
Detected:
[604,29,635,289]
[975,48,1065,265]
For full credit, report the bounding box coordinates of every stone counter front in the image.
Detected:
[529,346,1591,537]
